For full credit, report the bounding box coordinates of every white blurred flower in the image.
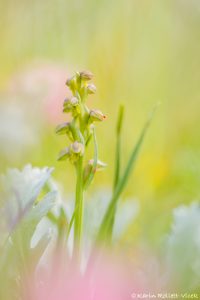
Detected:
[0,102,38,159]
[0,164,54,235]
[0,62,71,160]
[165,202,200,290]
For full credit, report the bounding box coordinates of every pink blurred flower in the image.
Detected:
[8,62,71,124]
[23,246,171,300]
[24,251,134,300]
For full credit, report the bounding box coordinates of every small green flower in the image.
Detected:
[66,75,76,88]
[88,159,107,171]
[89,109,106,122]
[83,159,107,188]
[86,83,96,94]
[79,70,93,81]
[63,97,80,116]
[63,97,78,110]
[57,141,84,163]
[57,147,71,161]
[55,122,74,140]
[70,141,84,156]
[68,141,84,163]
[55,122,70,135]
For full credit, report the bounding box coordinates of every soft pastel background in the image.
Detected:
[1,0,200,248]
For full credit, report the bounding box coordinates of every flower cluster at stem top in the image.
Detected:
[56,70,106,171]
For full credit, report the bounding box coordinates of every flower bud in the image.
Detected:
[71,141,84,156]
[57,147,70,161]
[63,97,79,114]
[66,75,76,87]
[55,122,74,140]
[80,70,93,81]
[55,122,70,135]
[70,97,79,106]
[89,109,106,122]
[57,141,84,163]
[63,98,71,112]
[86,83,96,94]
[88,159,107,171]
[83,159,107,188]
[62,141,84,163]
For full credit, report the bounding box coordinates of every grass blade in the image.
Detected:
[106,105,124,241]
[96,105,158,242]
[113,105,124,190]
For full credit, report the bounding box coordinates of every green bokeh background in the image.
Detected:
[1,0,200,246]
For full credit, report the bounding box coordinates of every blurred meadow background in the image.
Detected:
[1,0,200,249]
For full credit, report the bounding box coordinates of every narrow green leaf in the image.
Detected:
[106,105,124,241]
[113,105,124,190]
[96,105,158,242]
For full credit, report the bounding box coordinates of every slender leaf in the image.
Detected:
[106,105,124,241]
[96,105,157,242]
[113,105,124,189]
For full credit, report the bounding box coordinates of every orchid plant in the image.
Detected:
[55,70,156,257]
[55,70,106,257]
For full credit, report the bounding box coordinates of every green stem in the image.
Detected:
[74,156,84,256]
[83,127,98,190]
